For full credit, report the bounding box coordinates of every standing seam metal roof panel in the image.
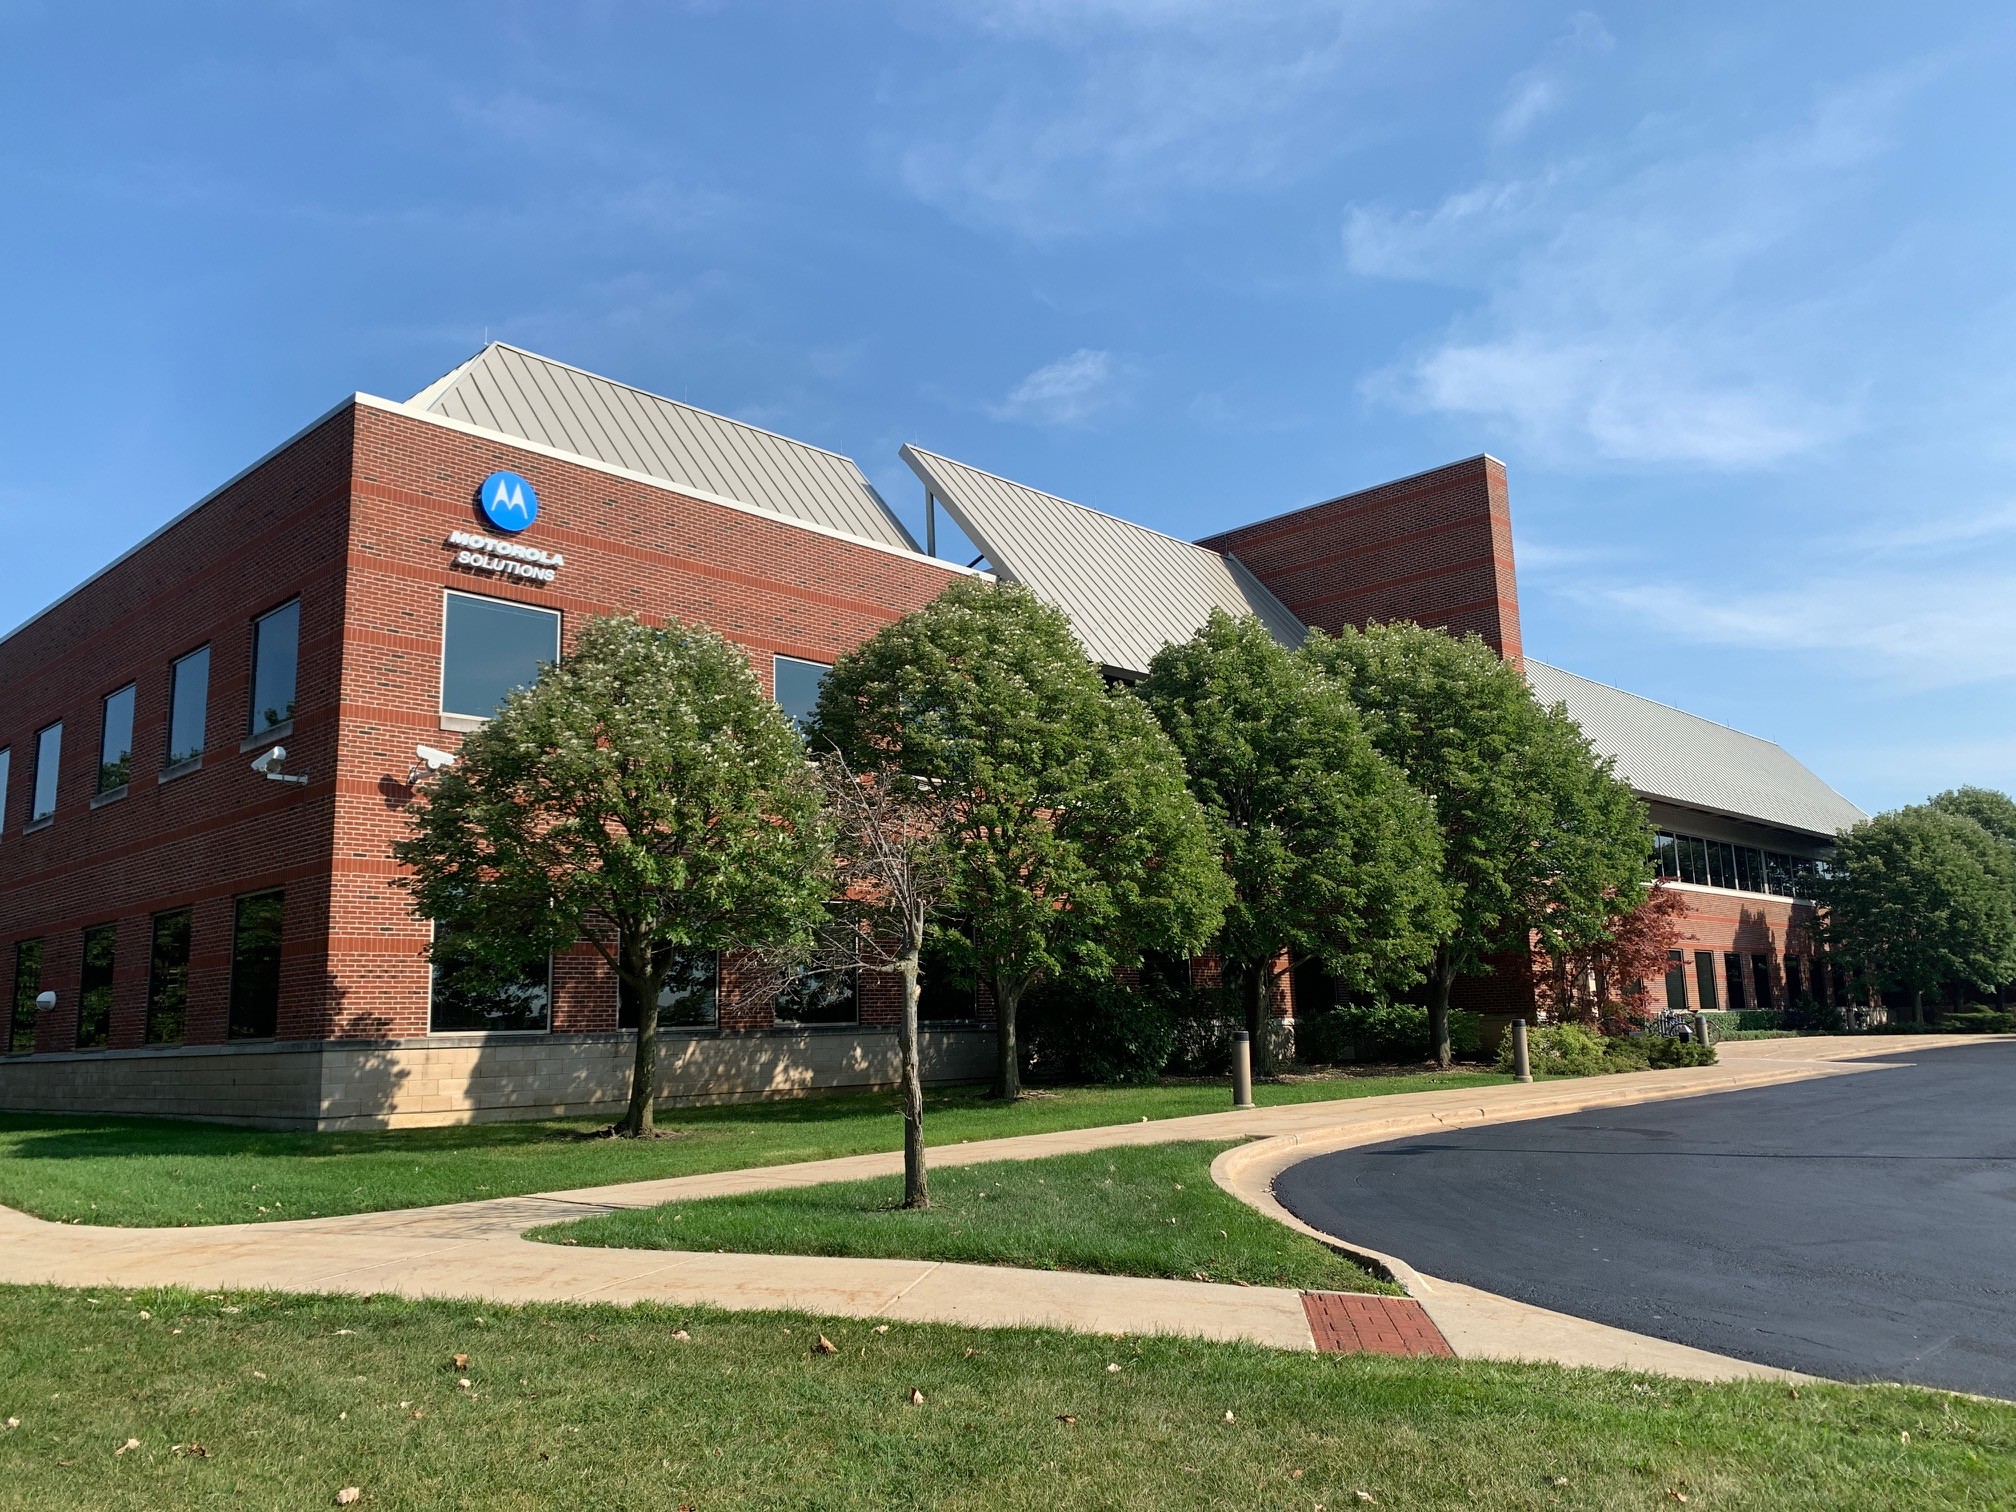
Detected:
[410,344,918,551]
[901,445,1307,675]
[1525,661,1866,838]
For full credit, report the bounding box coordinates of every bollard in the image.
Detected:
[1694,1010,1711,1047]
[1511,1017,1533,1083]
[1231,1030,1255,1109]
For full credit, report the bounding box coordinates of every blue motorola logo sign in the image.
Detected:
[477,471,539,533]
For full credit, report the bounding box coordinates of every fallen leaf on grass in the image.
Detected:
[1355,1493,1376,1505]
[873,1324,889,1335]
[1290,1469,1304,1480]
[1106,1364,1122,1374]
[171,1443,209,1458]
[1665,1494,1688,1504]
[671,1330,690,1342]
[251,1371,267,1381]
[3,1419,16,1430]
[812,1336,838,1356]
[907,1388,925,1406]
[452,1354,469,1370]
[1056,1415,1077,1426]
[137,1311,151,1320]
[115,1438,141,1456]
[1223,1411,1235,1424]
[457,1379,472,1390]
[336,1489,362,1506]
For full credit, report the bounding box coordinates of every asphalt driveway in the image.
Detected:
[1274,1040,2016,1398]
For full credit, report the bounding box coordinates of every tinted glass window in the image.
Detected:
[441,593,561,720]
[228,892,284,1039]
[31,723,61,822]
[1663,950,1688,1012]
[1652,832,1679,880]
[99,684,135,793]
[1752,953,1774,1010]
[1724,952,1747,1012]
[429,930,550,1033]
[1783,955,1803,1001]
[168,646,210,766]
[9,939,40,1054]
[919,927,979,1022]
[0,747,9,831]
[77,923,116,1049]
[249,599,300,735]
[774,967,858,1026]
[620,949,719,1030]
[1694,951,1719,1012]
[147,910,193,1044]
[773,656,830,732]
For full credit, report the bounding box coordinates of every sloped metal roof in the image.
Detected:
[1526,661,1866,838]
[408,343,917,551]
[900,445,1307,676]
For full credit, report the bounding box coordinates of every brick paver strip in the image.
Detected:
[1301,1292,1454,1356]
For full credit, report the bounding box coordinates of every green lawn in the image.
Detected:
[1,1286,2007,1510]
[0,1069,1506,1228]
[539,1140,1389,1292]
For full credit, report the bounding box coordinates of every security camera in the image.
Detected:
[251,745,309,785]
[406,744,458,786]
[34,991,54,1011]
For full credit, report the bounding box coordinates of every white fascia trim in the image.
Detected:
[1663,880,1817,907]
[0,394,362,650]
[365,395,987,580]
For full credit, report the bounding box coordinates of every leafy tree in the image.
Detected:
[395,615,828,1137]
[1306,621,1653,1067]
[1929,786,2016,848]
[1137,610,1449,1075]
[811,580,1231,1100]
[1534,881,1690,1033]
[1816,804,2016,1023]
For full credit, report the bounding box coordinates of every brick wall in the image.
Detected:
[0,409,354,1054]
[1198,455,1522,660]
[322,402,971,1041]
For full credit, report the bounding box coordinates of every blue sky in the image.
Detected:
[3,1,2011,813]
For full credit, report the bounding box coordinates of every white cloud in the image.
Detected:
[1848,500,2016,553]
[1579,567,2016,689]
[988,348,1132,425]
[893,2,1423,238]
[1350,66,1934,468]
[1488,11,1613,146]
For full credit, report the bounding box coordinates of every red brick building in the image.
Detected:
[0,346,1862,1127]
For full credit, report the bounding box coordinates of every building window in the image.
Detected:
[1663,950,1688,1013]
[773,656,830,732]
[30,722,61,823]
[1693,951,1719,1012]
[77,923,116,1050]
[167,646,211,767]
[1724,952,1747,1014]
[774,966,859,1026]
[620,949,718,1030]
[249,599,300,736]
[429,929,550,1033]
[8,940,40,1054]
[918,928,980,1022]
[228,892,284,1040]
[1751,954,1774,1011]
[146,910,193,1045]
[1783,955,1804,1001]
[441,592,561,721]
[98,684,136,794]
[0,747,10,832]
[1652,829,1821,899]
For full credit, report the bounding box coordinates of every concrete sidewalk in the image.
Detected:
[0,1035,1981,1372]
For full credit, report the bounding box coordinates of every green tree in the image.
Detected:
[1816,804,2016,1023]
[811,580,1231,1100]
[1306,622,1652,1067]
[1929,786,2016,848]
[395,615,828,1137]
[1137,610,1450,1075]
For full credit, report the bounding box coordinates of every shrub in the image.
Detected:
[1496,1024,1715,1077]
[1164,985,1237,1076]
[1295,1002,1482,1066]
[1940,1007,2016,1035]
[1022,975,1178,1085]
[1782,996,1845,1033]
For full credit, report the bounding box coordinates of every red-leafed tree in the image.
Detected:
[1534,882,1690,1032]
